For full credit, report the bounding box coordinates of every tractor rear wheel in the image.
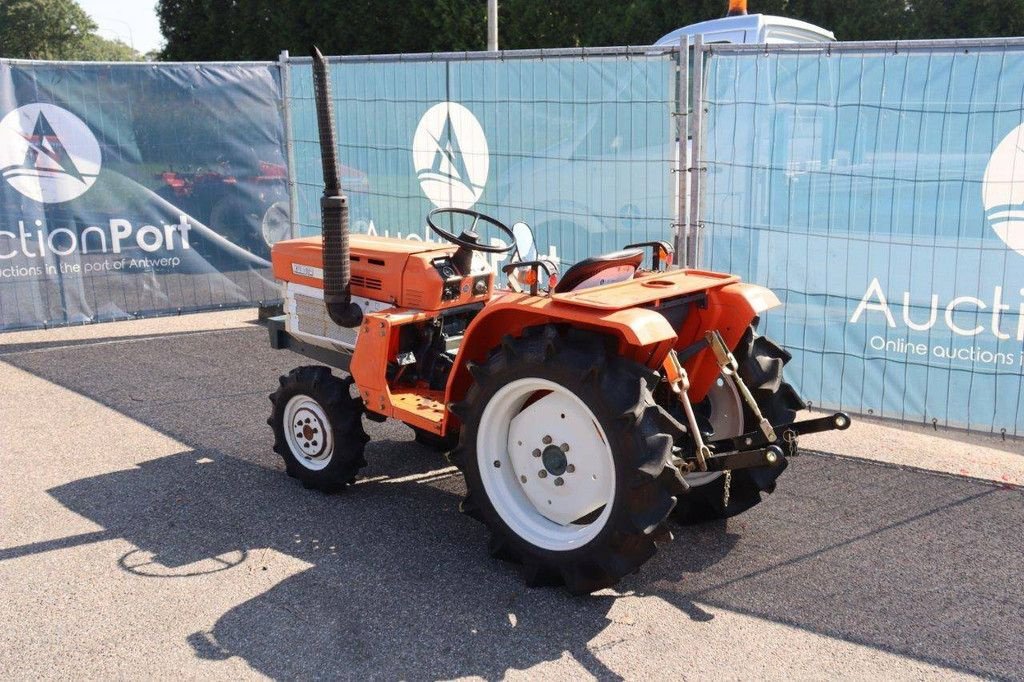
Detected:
[672,323,806,523]
[268,366,369,492]
[452,326,686,594]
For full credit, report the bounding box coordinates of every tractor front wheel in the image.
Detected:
[268,366,369,492]
[453,326,685,594]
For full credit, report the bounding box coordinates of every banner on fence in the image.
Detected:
[0,60,287,330]
[701,44,1024,434]
[286,51,677,269]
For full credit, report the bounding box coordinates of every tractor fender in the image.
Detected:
[443,298,678,430]
[722,282,781,316]
[681,281,782,401]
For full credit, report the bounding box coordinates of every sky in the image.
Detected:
[77,0,164,55]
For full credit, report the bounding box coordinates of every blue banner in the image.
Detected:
[702,46,1024,434]
[0,60,287,330]
[287,54,676,269]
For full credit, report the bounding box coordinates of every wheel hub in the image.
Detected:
[291,408,324,455]
[541,445,568,476]
[477,377,617,552]
[501,385,615,529]
[283,395,334,470]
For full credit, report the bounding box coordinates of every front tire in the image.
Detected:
[268,366,369,492]
[453,326,685,594]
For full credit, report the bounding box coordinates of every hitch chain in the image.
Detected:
[665,350,711,472]
[705,330,777,443]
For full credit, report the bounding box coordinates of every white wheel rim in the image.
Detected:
[477,378,616,552]
[283,394,334,470]
[706,375,744,439]
[261,201,290,246]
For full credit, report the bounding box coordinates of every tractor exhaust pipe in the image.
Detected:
[311,46,362,328]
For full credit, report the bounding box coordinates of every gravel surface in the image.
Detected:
[1,311,1020,680]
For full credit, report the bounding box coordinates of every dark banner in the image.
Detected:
[0,60,288,330]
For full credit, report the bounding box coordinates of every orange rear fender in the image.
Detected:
[441,281,781,433]
[680,282,781,401]
[443,296,679,427]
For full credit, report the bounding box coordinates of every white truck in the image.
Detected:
[657,3,834,46]
[656,3,834,260]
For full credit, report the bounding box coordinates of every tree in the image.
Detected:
[909,0,1024,40]
[155,0,1024,61]
[0,0,95,59]
[0,0,142,60]
[79,35,141,61]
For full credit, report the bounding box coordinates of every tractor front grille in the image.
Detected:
[293,293,358,348]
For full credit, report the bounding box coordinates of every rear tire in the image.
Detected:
[673,323,806,524]
[453,326,686,594]
[268,366,369,493]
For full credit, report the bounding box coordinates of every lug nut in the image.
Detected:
[542,435,552,445]
[538,470,548,478]
[532,448,541,458]
[560,443,570,452]
[566,464,576,474]
[554,477,564,486]
[520,475,527,483]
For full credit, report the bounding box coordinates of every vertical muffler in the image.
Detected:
[311,46,362,328]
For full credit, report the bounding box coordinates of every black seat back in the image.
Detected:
[553,249,644,293]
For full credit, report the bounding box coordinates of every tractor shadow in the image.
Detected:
[7,323,1024,678]
[44,449,676,680]
[43,445,1024,680]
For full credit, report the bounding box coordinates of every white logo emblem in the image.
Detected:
[983,122,1024,257]
[0,103,101,204]
[412,102,488,209]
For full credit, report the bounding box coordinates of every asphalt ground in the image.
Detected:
[1,309,1022,680]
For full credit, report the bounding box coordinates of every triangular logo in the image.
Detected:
[426,111,480,191]
[19,111,85,183]
[412,101,489,210]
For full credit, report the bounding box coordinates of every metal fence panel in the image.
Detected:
[0,59,287,331]
[285,49,678,268]
[700,41,1024,434]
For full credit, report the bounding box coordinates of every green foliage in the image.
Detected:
[155,0,1024,61]
[0,0,142,60]
[79,35,141,61]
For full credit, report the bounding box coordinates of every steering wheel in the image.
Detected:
[427,207,516,254]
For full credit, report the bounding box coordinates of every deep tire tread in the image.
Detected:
[453,325,684,594]
[268,366,368,494]
[673,324,805,524]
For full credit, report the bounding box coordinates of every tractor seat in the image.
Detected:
[553,248,644,293]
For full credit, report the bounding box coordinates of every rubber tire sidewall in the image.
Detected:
[270,366,367,493]
[455,327,680,591]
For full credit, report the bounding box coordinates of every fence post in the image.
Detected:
[279,49,299,239]
[674,35,689,266]
[687,34,704,268]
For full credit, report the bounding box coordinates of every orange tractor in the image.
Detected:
[266,50,849,593]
